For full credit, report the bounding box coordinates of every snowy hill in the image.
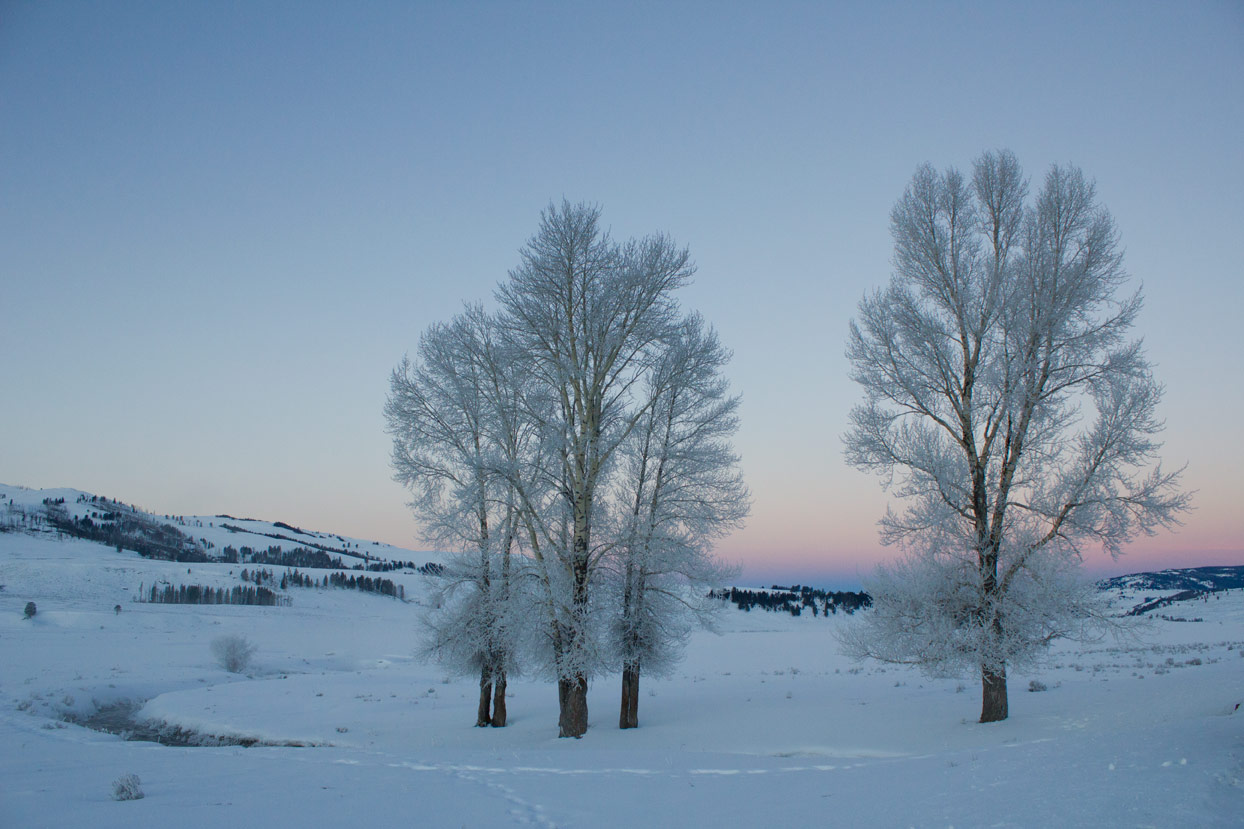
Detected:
[2,484,1242,826]
[1099,565,1244,594]
[1,483,436,572]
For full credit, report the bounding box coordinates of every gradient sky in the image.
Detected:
[2,1,1241,588]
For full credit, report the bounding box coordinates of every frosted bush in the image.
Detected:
[112,773,144,801]
[211,634,257,673]
[1028,679,1048,692]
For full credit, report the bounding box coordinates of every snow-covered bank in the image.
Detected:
[2,529,1241,826]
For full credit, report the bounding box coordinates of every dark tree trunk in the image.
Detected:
[476,664,493,727]
[619,661,640,729]
[558,674,589,738]
[555,516,592,738]
[977,536,1007,723]
[980,664,1008,723]
[491,668,507,727]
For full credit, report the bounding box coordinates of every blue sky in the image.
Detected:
[2,1,1241,587]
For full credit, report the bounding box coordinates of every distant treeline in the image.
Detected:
[219,540,428,575]
[1126,588,1233,617]
[218,522,411,570]
[318,570,404,599]
[242,566,405,600]
[225,544,344,569]
[711,586,872,617]
[140,582,289,607]
[217,543,431,575]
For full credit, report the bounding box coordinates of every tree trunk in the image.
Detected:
[491,668,507,727]
[619,661,640,729]
[980,664,1008,723]
[476,664,493,727]
[558,674,589,738]
[557,500,592,738]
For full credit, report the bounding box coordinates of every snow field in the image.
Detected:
[2,532,1242,827]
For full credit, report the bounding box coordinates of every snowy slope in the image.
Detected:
[1,492,1242,827]
[1,483,434,569]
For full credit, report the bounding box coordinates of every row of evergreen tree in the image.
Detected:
[710,586,872,617]
[240,566,405,600]
[318,570,404,599]
[224,544,343,569]
[141,583,289,607]
[365,559,421,572]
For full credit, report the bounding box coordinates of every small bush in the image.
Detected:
[1028,679,1048,692]
[112,773,144,801]
[211,634,257,673]
[23,601,36,619]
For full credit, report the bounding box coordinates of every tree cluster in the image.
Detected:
[319,570,403,599]
[364,559,420,572]
[240,544,345,570]
[386,201,748,736]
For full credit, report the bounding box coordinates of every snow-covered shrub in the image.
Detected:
[1028,679,1048,693]
[112,773,144,801]
[211,634,256,673]
[23,601,36,619]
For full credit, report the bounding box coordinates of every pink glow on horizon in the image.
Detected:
[716,511,1242,589]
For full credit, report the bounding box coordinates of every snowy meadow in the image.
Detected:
[1,488,1241,827]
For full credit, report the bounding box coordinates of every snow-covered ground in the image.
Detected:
[2,520,1241,826]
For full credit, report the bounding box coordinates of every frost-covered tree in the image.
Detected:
[842,151,1189,722]
[211,634,256,673]
[609,314,748,728]
[495,200,695,737]
[389,201,744,739]
[386,308,522,727]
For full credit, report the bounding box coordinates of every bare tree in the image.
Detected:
[386,308,521,727]
[496,200,694,737]
[610,314,748,728]
[211,634,257,673]
[843,151,1189,722]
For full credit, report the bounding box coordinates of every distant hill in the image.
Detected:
[1096,565,1244,617]
[4,482,1237,619]
[715,565,1244,620]
[0,483,438,574]
[1097,565,1244,593]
